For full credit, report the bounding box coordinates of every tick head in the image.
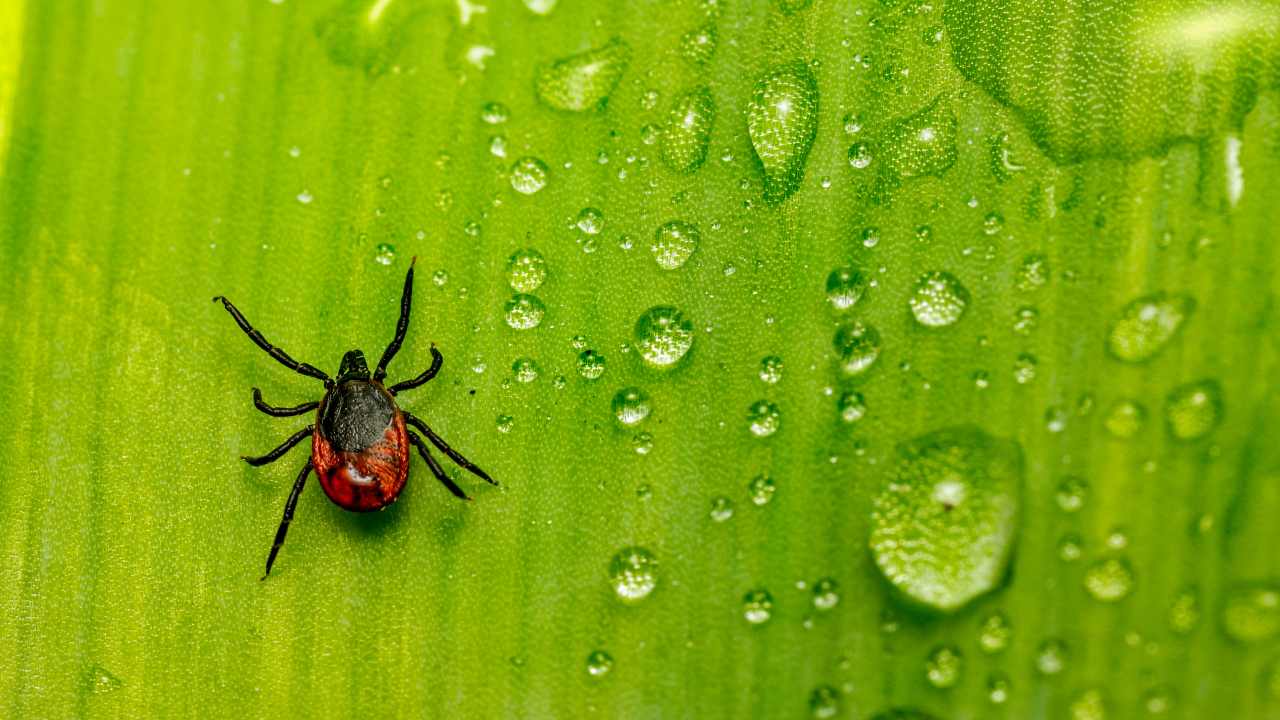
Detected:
[338,349,370,383]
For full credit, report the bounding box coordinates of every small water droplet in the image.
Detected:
[833,322,882,376]
[503,294,546,330]
[748,473,776,506]
[809,684,840,718]
[631,432,653,455]
[743,587,774,624]
[609,546,658,603]
[1222,583,1280,643]
[979,611,1012,653]
[1013,353,1038,384]
[577,350,606,380]
[586,649,614,677]
[1036,638,1068,675]
[837,391,867,424]
[909,271,969,327]
[710,496,734,522]
[1164,379,1222,441]
[373,242,395,265]
[296,189,314,204]
[510,156,549,195]
[680,24,718,65]
[661,87,715,174]
[1168,586,1201,634]
[1058,533,1083,562]
[1017,253,1050,291]
[1084,557,1134,602]
[576,207,605,235]
[1104,399,1146,438]
[651,220,700,270]
[481,101,510,124]
[747,400,781,437]
[988,673,1011,704]
[496,414,514,433]
[925,645,963,689]
[812,577,840,611]
[612,387,652,426]
[1055,476,1088,513]
[825,266,868,310]
[505,248,547,293]
[86,664,124,693]
[1070,689,1107,720]
[759,355,784,384]
[1106,293,1195,362]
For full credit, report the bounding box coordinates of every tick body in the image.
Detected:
[214,259,497,578]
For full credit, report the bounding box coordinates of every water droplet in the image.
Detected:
[748,473,776,506]
[1106,293,1195,362]
[1222,583,1280,643]
[661,87,715,173]
[1055,476,1088,513]
[651,220,700,270]
[925,645,963,689]
[742,588,774,624]
[747,400,781,437]
[535,38,631,112]
[847,141,873,169]
[1084,557,1135,602]
[506,248,547,292]
[86,664,124,693]
[609,546,658,603]
[881,98,959,179]
[809,684,840,718]
[431,269,449,287]
[680,24,718,65]
[297,189,314,204]
[870,426,1024,612]
[503,294,546,330]
[1036,638,1068,675]
[481,101,509,124]
[812,578,840,611]
[979,611,1011,653]
[747,61,819,203]
[837,391,867,424]
[577,350,606,380]
[1058,533,1083,562]
[825,266,868,310]
[510,156,549,195]
[759,355,784,385]
[496,414,514,433]
[314,0,418,77]
[983,211,1004,235]
[512,357,540,383]
[586,649,613,677]
[576,207,605,235]
[1012,305,1039,335]
[522,0,556,15]
[1017,253,1050,291]
[909,271,969,327]
[833,322,882,376]
[710,496,734,522]
[1164,379,1223,441]
[635,306,695,369]
[1013,353,1038,384]
[1071,689,1107,720]
[1168,586,1201,634]
[987,673,1011,704]
[612,387,652,426]
[1104,399,1146,439]
[1143,686,1175,715]
[373,242,395,265]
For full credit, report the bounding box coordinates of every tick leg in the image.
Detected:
[213,295,333,388]
[408,431,470,501]
[242,425,313,466]
[374,257,416,383]
[387,345,442,395]
[252,388,319,418]
[262,461,313,580]
[404,412,497,486]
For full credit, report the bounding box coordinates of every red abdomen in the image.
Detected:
[312,411,410,512]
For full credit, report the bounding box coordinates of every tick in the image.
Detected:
[213,259,496,579]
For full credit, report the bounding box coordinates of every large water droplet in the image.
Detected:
[609,546,657,603]
[743,587,775,624]
[680,24,718,65]
[535,38,631,111]
[833,322,882,376]
[662,87,715,174]
[1106,293,1195,362]
[826,266,868,310]
[635,306,695,369]
[909,271,969,327]
[651,220,700,270]
[747,62,820,203]
[510,156,549,195]
[503,294,546,330]
[1222,583,1280,643]
[612,387,652,426]
[925,645,963,689]
[506,248,547,292]
[1164,379,1223,441]
[870,426,1024,612]
[315,0,419,77]
[880,98,959,179]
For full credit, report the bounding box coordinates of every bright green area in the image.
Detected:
[1,0,1279,718]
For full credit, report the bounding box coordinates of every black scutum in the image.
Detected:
[320,381,395,452]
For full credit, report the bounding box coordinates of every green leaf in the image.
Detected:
[3,0,1280,718]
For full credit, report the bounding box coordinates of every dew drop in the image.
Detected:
[503,294,546,330]
[661,87,715,174]
[1084,557,1135,602]
[635,306,695,369]
[535,38,631,112]
[512,357,540,383]
[747,62,820,203]
[496,414,514,433]
[812,577,840,611]
[1106,293,1195,362]
[373,242,396,265]
[747,400,781,437]
[481,101,510,124]
[612,387,652,426]
[809,685,840,718]
[577,350,606,380]
[710,496,734,522]
[833,322,882,376]
[576,207,605,235]
[510,156,549,195]
[1164,379,1222,441]
[759,355,784,385]
[742,587,774,624]
[837,391,867,424]
[1013,353,1038,384]
[651,220,701,270]
[925,645,963,689]
[1103,399,1146,439]
[1036,638,1068,675]
[609,546,657,603]
[825,266,868,310]
[870,426,1024,612]
[748,473,776,506]
[1055,476,1088,513]
[586,649,613,677]
[1222,583,1280,643]
[988,673,1011,704]
[978,611,1011,653]
[909,271,969,327]
[505,248,547,292]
